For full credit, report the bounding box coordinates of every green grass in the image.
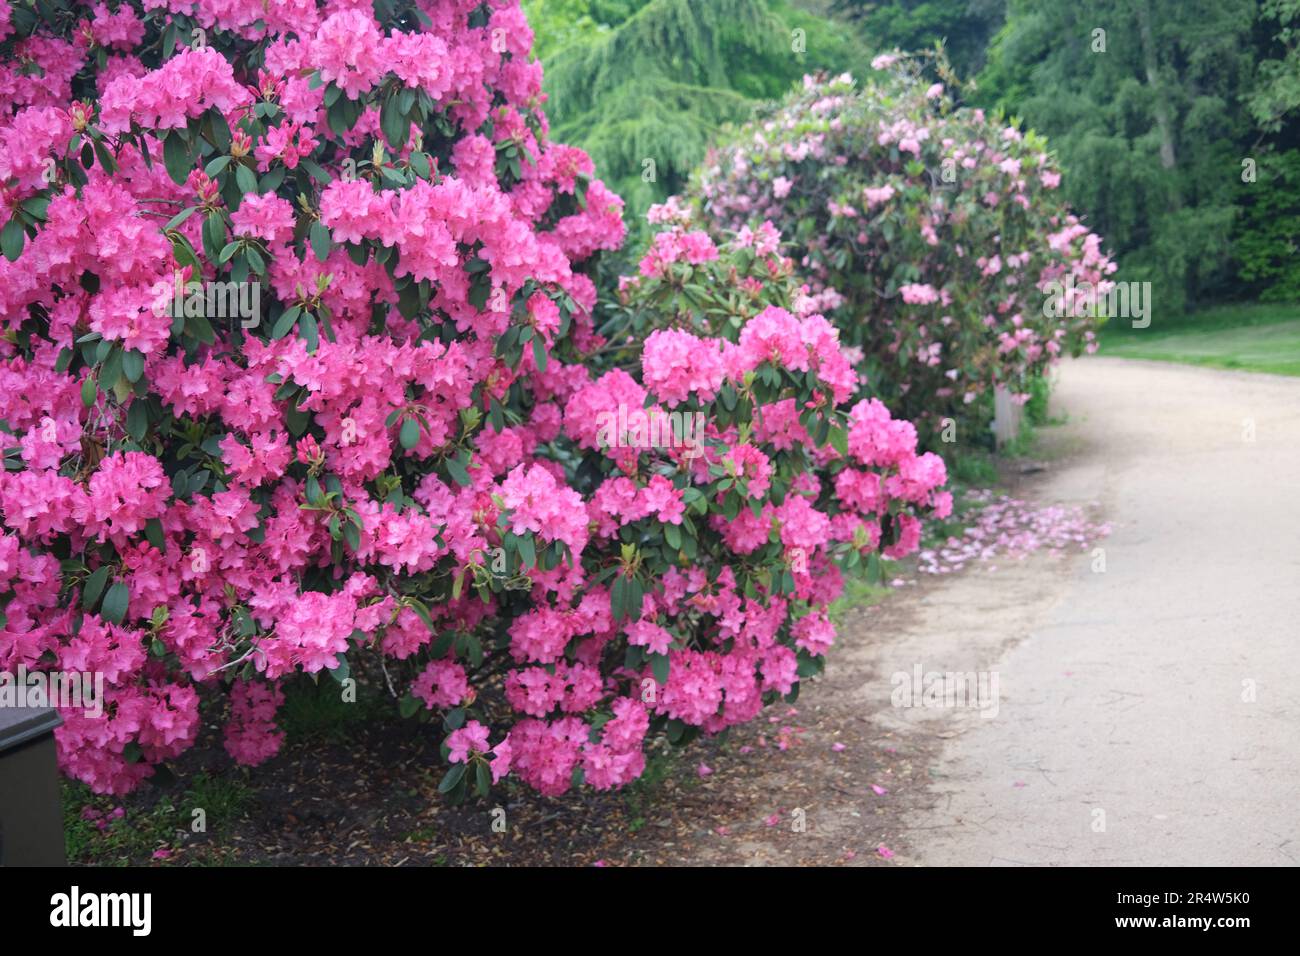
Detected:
[64,769,251,865]
[1100,302,1300,376]
[829,564,892,622]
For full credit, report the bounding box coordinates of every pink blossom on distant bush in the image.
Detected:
[692,56,1116,436]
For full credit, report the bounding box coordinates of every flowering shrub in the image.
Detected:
[690,54,1117,437]
[0,1,944,799]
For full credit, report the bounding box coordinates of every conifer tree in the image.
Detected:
[529,0,867,226]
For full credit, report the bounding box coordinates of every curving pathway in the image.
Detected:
[896,357,1300,865]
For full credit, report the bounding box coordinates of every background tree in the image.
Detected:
[1232,0,1300,301]
[527,0,867,232]
[977,0,1259,316]
[830,0,1007,78]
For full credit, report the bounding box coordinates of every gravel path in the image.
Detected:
[899,357,1300,866]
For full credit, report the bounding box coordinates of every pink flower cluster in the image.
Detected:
[0,1,946,802]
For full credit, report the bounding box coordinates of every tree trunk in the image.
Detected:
[1136,0,1178,170]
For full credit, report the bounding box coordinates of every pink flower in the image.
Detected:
[446,721,492,764]
[899,283,940,305]
[863,184,895,207]
[413,660,471,710]
[626,620,673,655]
[230,193,296,244]
[642,328,724,406]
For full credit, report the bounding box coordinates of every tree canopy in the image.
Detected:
[527,0,868,227]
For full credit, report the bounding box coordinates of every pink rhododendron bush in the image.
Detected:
[0,0,946,798]
[690,54,1117,438]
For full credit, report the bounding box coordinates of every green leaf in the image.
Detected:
[517,533,536,570]
[234,162,258,195]
[866,551,882,585]
[208,110,233,153]
[100,348,124,393]
[145,518,166,552]
[438,763,466,794]
[342,521,361,552]
[382,94,409,150]
[399,417,420,450]
[122,350,145,384]
[80,375,97,408]
[125,400,149,441]
[651,652,670,686]
[309,221,331,262]
[271,305,300,339]
[82,566,111,611]
[169,233,201,273]
[185,311,216,345]
[299,158,330,185]
[328,654,351,684]
[21,196,50,221]
[399,694,421,719]
[164,206,198,232]
[163,130,190,186]
[299,313,319,352]
[259,165,286,194]
[664,522,682,550]
[531,334,547,372]
[1,218,25,262]
[627,576,644,621]
[445,457,471,487]
[610,575,627,622]
[101,581,129,625]
[475,762,491,798]
[828,424,848,457]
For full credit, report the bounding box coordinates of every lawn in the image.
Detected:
[1099,302,1300,376]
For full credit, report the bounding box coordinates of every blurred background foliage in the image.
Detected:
[526,0,1300,317]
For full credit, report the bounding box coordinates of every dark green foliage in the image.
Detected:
[831,0,1007,77]
[528,0,868,228]
[978,0,1259,314]
[1249,0,1300,135]
[1234,149,1300,301]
